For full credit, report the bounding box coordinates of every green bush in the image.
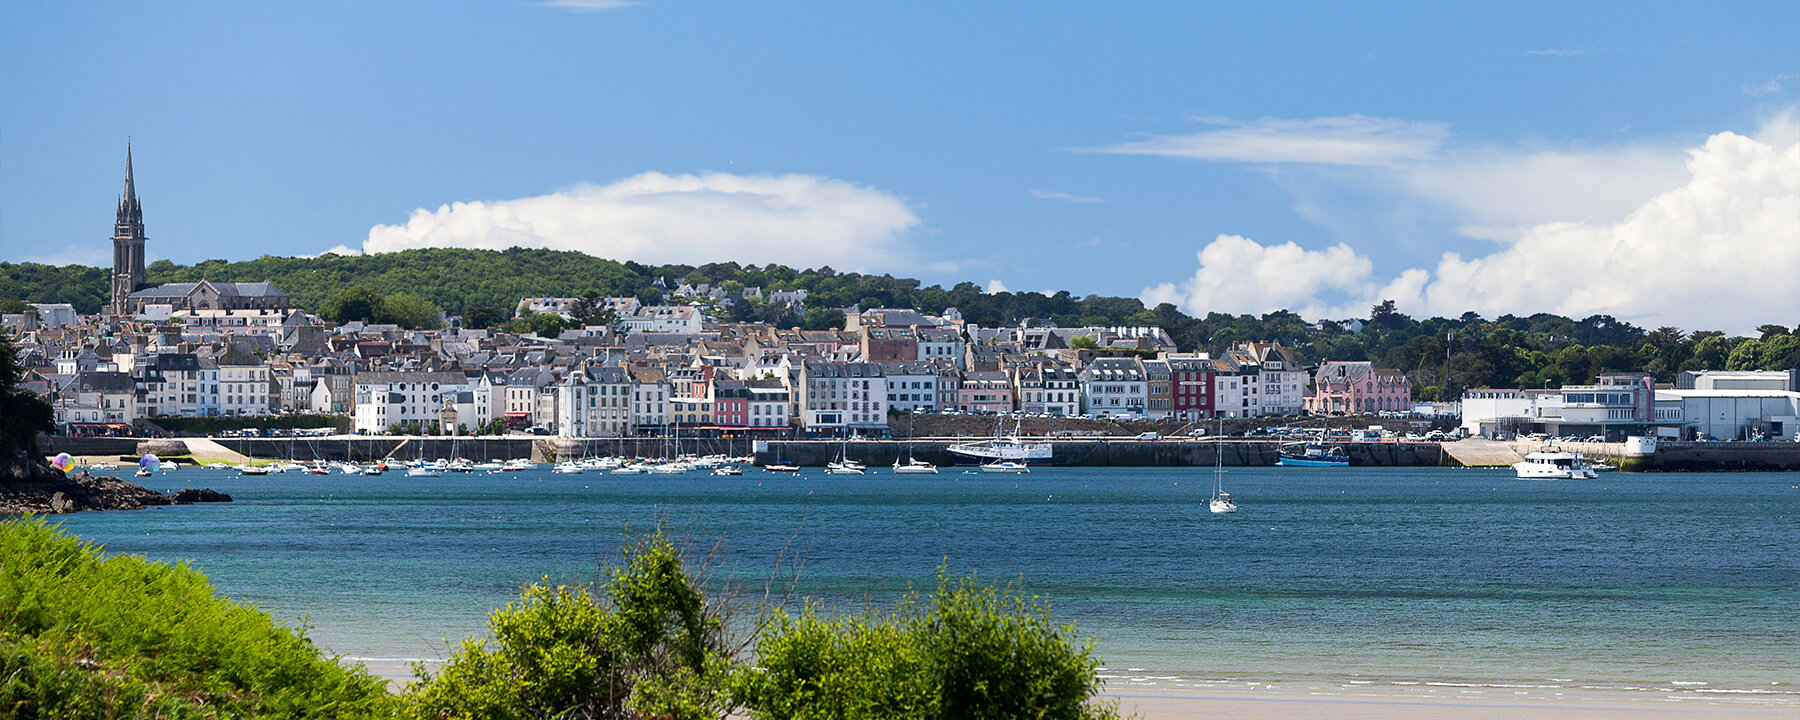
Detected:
[406,532,734,720]
[735,571,1120,720]
[0,518,396,719]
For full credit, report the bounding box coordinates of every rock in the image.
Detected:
[171,488,233,504]
[1,469,173,515]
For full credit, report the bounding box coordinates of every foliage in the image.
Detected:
[735,570,1119,720]
[320,286,444,330]
[0,298,31,315]
[1068,335,1099,350]
[507,311,570,338]
[1,333,53,460]
[0,518,396,719]
[406,531,734,720]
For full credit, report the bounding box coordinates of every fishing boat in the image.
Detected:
[980,460,1030,474]
[1209,422,1236,514]
[1276,442,1349,467]
[1513,450,1597,479]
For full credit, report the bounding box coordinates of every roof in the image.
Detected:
[353,371,470,386]
[128,281,289,299]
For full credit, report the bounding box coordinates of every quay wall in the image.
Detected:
[756,439,1446,467]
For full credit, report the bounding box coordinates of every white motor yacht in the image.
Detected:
[1514,451,1598,479]
[980,460,1030,474]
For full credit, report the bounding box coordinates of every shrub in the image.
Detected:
[735,571,1119,720]
[406,532,734,720]
[0,517,396,719]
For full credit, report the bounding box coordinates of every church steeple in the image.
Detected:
[110,143,148,315]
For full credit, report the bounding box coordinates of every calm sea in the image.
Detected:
[53,466,1799,706]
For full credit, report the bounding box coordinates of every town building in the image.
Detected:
[1306,361,1413,416]
[799,361,887,436]
[1080,357,1147,418]
[879,361,939,414]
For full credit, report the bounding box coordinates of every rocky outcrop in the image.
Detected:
[1,455,232,514]
[171,488,233,504]
[0,470,174,514]
[137,439,191,457]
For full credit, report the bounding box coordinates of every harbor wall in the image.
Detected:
[755,439,1446,467]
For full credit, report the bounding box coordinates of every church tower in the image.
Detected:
[110,144,148,315]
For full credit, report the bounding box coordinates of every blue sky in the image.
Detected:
[3,1,1797,330]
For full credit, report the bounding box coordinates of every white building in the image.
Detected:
[219,360,271,416]
[744,380,791,429]
[1224,342,1305,416]
[557,365,634,438]
[617,305,704,334]
[917,328,965,369]
[631,367,671,433]
[137,353,202,417]
[879,361,939,413]
[1660,389,1800,441]
[352,371,473,434]
[800,362,888,435]
[1079,357,1147,419]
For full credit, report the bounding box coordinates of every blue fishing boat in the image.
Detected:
[1276,442,1349,467]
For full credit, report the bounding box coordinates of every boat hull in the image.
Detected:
[1276,454,1348,467]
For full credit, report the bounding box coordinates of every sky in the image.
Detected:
[2,1,1796,332]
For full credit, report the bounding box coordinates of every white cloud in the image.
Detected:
[1745,72,1798,97]
[1525,49,1585,57]
[1139,234,1383,319]
[985,279,1010,294]
[537,0,642,12]
[1142,129,1800,333]
[1028,189,1104,204]
[1076,114,1448,167]
[1404,146,1689,232]
[14,245,109,267]
[361,171,920,272]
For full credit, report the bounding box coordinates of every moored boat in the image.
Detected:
[1513,451,1597,479]
[1276,442,1349,467]
[980,460,1030,474]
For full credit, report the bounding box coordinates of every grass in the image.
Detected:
[0,517,397,719]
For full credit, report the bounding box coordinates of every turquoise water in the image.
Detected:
[53,466,1799,703]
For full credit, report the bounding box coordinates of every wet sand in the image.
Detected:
[1110,689,1796,720]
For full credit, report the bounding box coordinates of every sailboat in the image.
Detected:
[1209,419,1237,514]
[894,412,938,474]
[826,436,866,475]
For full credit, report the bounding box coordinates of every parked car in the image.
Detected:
[1135,432,1160,441]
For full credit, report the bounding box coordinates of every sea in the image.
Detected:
[52,465,1799,710]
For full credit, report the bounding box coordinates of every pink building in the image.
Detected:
[1306,361,1412,415]
[957,371,1015,413]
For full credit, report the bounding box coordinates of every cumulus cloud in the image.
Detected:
[1028,189,1104,204]
[985,279,1010,294]
[1076,114,1448,167]
[359,171,920,271]
[1142,129,1800,333]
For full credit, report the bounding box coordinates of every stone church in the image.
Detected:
[109,146,291,315]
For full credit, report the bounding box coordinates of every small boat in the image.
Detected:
[763,463,801,473]
[551,461,586,474]
[1276,442,1349,467]
[711,465,743,476]
[240,465,272,476]
[361,464,385,476]
[405,466,442,477]
[611,464,649,475]
[1513,451,1597,479]
[1208,424,1236,514]
[134,469,153,477]
[308,465,331,475]
[501,460,532,472]
[825,460,866,475]
[980,460,1030,474]
[472,461,505,471]
[892,458,938,474]
[446,459,474,473]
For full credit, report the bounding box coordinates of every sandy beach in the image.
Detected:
[1111,689,1797,720]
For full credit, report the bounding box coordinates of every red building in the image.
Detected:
[713,380,749,427]
[1168,358,1214,420]
[859,327,920,363]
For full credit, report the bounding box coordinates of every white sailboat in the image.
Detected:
[893,413,937,473]
[825,436,866,474]
[1209,420,1237,514]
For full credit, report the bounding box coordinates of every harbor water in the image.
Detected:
[52,466,1799,708]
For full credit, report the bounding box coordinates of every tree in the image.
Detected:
[736,570,1120,720]
[570,292,621,327]
[320,285,384,324]
[1069,335,1100,350]
[377,292,445,330]
[407,531,734,720]
[461,306,504,329]
[1755,324,1789,340]
[1758,334,1800,370]
[1,333,54,462]
[0,298,30,314]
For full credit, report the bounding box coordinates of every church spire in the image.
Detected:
[116,143,143,229]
